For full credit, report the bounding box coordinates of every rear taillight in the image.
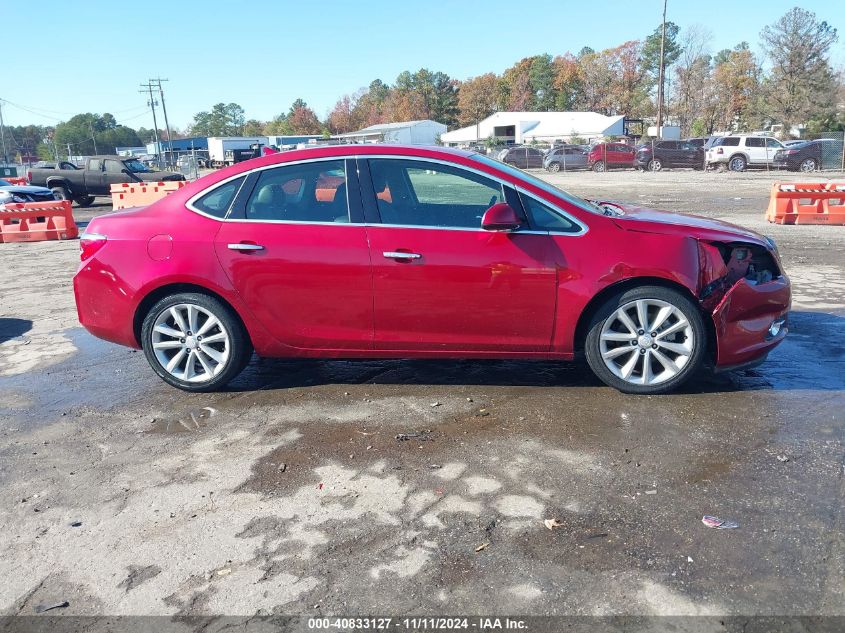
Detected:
[716,148,724,154]
[79,232,107,261]
[26,170,32,183]
[786,149,798,155]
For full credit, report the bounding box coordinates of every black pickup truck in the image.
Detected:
[26,155,185,207]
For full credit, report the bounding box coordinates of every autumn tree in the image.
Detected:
[712,44,760,131]
[760,7,839,133]
[457,73,499,126]
[552,54,582,110]
[286,99,323,134]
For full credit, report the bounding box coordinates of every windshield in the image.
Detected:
[469,153,609,215]
[124,159,150,173]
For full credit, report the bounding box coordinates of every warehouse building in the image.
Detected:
[441,111,627,146]
[335,120,447,145]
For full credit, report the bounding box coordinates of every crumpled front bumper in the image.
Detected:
[711,275,791,367]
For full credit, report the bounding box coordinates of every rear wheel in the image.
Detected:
[51,186,71,202]
[75,195,95,207]
[728,155,747,172]
[647,158,663,172]
[141,292,252,392]
[798,158,818,172]
[592,160,606,172]
[584,285,706,394]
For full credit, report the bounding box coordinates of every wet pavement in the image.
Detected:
[0,170,842,620]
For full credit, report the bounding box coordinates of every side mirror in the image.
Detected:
[481,202,521,232]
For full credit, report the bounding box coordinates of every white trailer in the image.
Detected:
[207,137,268,167]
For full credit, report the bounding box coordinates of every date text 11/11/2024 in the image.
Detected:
[307,617,529,630]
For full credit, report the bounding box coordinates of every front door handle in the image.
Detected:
[228,243,264,252]
[383,251,421,261]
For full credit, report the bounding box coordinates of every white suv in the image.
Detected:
[706,135,786,171]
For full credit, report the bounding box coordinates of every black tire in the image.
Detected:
[592,160,606,172]
[798,158,818,172]
[647,158,662,172]
[141,292,252,392]
[75,195,95,207]
[727,155,747,172]
[584,285,706,394]
[51,186,71,201]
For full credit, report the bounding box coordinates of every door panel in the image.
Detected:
[214,159,373,350]
[363,158,557,352]
[368,227,557,351]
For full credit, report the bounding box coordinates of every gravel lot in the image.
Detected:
[0,168,842,628]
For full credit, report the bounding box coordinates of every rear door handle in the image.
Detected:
[383,251,421,260]
[228,243,264,252]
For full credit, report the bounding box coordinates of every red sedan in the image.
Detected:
[73,145,790,394]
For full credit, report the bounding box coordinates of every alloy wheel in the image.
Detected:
[150,303,231,383]
[599,299,694,386]
[799,158,817,172]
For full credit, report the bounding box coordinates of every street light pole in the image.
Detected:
[655,0,668,139]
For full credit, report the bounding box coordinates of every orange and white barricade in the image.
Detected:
[0,200,78,243]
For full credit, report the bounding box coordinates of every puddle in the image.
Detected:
[148,406,219,434]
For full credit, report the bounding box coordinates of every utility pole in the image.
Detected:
[140,82,162,167]
[655,0,668,139]
[67,143,72,160]
[151,78,174,166]
[0,99,8,165]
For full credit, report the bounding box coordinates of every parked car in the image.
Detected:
[705,135,786,171]
[544,145,589,172]
[74,144,790,395]
[685,136,721,150]
[588,143,636,171]
[500,146,545,169]
[27,155,185,207]
[773,139,845,172]
[0,179,59,205]
[635,140,704,171]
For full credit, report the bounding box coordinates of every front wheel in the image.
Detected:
[592,160,606,172]
[647,158,663,172]
[75,195,95,207]
[141,292,252,392]
[584,286,706,394]
[548,162,561,173]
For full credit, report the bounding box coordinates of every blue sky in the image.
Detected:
[4,0,843,129]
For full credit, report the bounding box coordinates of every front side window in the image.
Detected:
[519,193,581,234]
[104,160,124,173]
[369,159,503,229]
[766,138,783,148]
[244,160,348,223]
[193,176,245,219]
[88,159,103,171]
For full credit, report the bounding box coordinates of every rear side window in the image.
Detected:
[193,176,245,218]
[244,160,348,223]
[519,193,581,234]
[745,138,764,147]
[656,141,676,149]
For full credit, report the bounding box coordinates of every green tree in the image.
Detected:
[189,102,246,136]
[641,21,683,93]
[529,54,556,111]
[760,7,839,132]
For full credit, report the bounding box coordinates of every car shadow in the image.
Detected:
[0,317,33,343]
[226,311,844,395]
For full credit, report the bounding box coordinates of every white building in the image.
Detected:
[441,111,627,146]
[335,120,447,145]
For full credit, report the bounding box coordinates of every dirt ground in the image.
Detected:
[0,168,843,628]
